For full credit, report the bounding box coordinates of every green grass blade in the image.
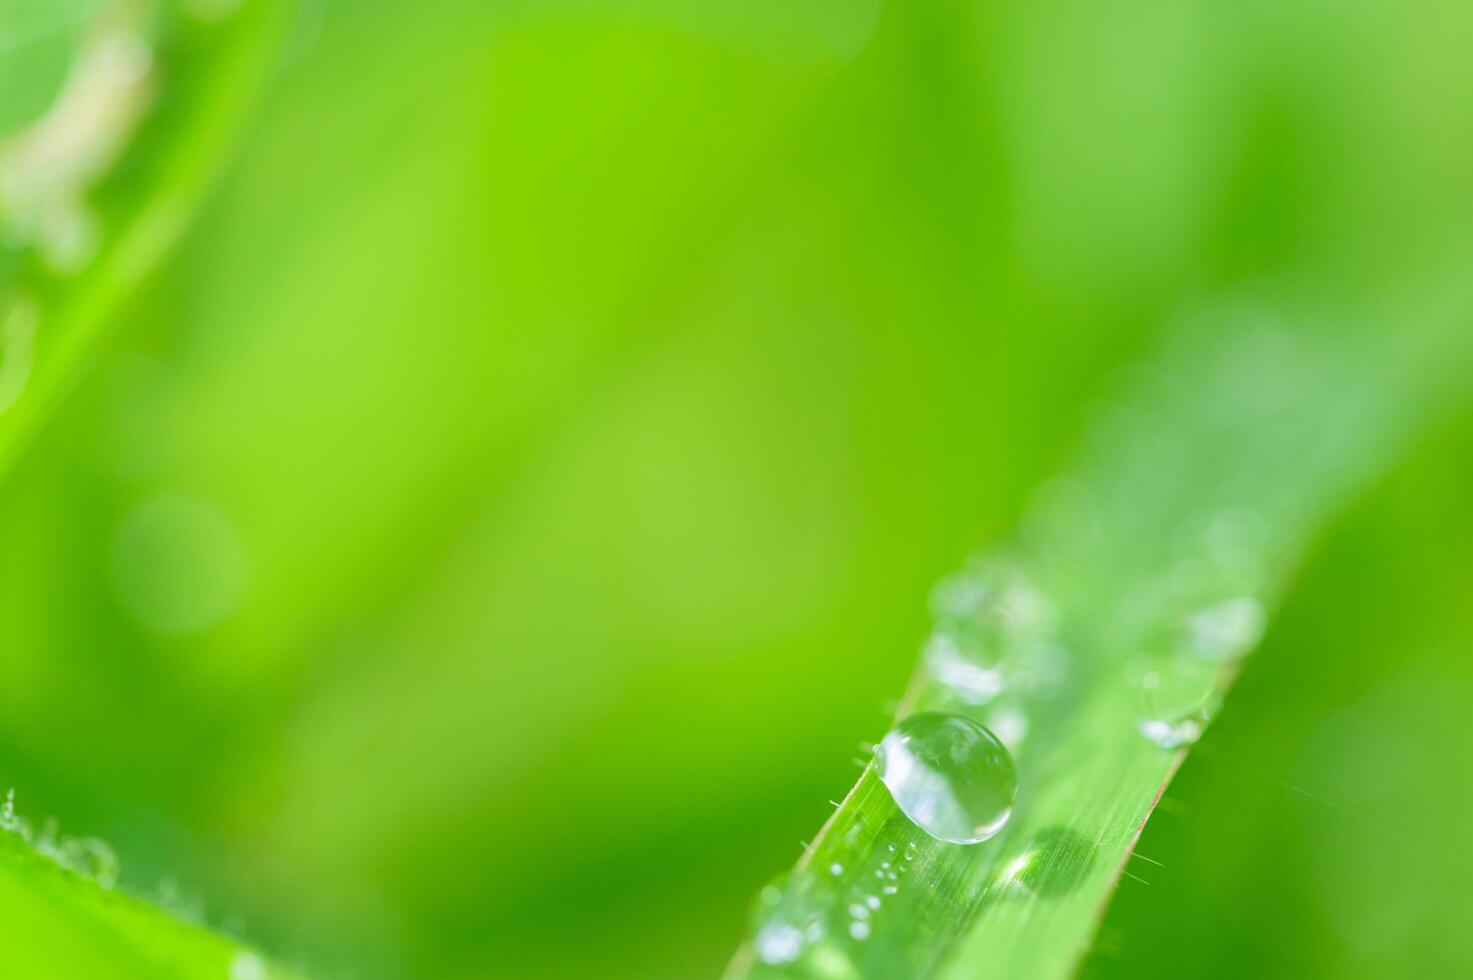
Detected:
[0,800,299,979]
[1,3,300,976]
[728,314,1467,979]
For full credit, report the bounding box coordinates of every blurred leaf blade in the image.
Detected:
[1,0,300,974]
[0,0,292,480]
[0,816,297,979]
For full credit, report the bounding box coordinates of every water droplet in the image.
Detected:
[981,701,1029,752]
[924,622,1007,704]
[750,874,814,965]
[829,862,843,876]
[848,921,870,940]
[876,712,1017,845]
[929,571,991,621]
[1133,659,1220,749]
[229,951,267,980]
[1181,597,1264,661]
[756,921,805,965]
[1138,717,1201,749]
[865,895,880,910]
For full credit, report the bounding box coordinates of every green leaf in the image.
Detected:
[1,1,298,974]
[0,805,298,978]
[728,315,1470,979]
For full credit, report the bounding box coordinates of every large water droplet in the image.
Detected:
[876,713,1017,845]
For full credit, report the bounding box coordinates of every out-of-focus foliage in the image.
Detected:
[0,813,295,979]
[1,0,1471,978]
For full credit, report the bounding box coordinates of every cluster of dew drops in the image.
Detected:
[1,788,119,890]
[749,565,1042,971]
[752,839,924,972]
[3,786,271,979]
[750,524,1269,971]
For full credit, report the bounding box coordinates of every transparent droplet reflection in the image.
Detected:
[876,712,1017,845]
[1132,658,1220,749]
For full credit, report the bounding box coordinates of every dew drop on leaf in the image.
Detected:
[1133,659,1220,749]
[1180,596,1264,661]
[875,712,1017,845]
[229,951,266,980]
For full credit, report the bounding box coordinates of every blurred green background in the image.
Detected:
[2,0,1471,977]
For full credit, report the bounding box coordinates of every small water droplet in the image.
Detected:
[756,922,805,965]
[924,623,1007,704]
[750,874,814,965]
[1133,659,1220,749]
[882,884,898,895]
[75,838,119,889]
[1181,597,1264,661]
[982,701,1029,752]
[229,952,266,980]
[1139,717,1201,749]
[929,571,991,621]
[829,862,843,876]
[848,921,870,940]
[847,902,868,920]
[876,712,1017,845]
